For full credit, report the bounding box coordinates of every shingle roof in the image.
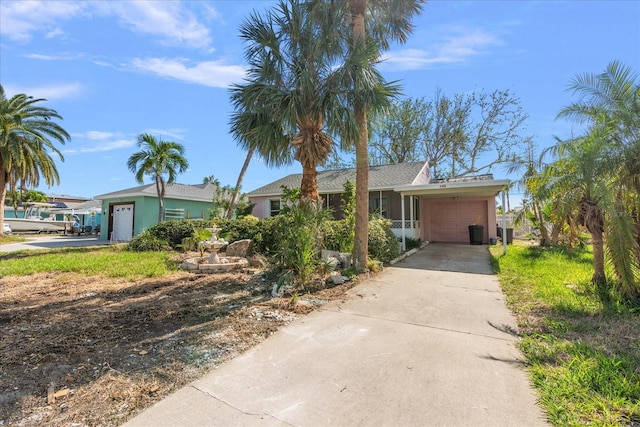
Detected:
[95,183,216,202]
[248,162,427,197]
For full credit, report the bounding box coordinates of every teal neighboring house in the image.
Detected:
[94,183,216,242]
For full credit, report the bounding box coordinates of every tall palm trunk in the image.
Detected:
[155,175,165,223]
[532,201,551,245]
[590,228,606,283]
[0,168,7,236]
[227,147,254,219]
[350,0,369,273]
[580,199,608,301]
[300,162,319,201]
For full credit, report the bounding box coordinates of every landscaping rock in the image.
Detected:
[226,239,253,257]
[328,273,345,286]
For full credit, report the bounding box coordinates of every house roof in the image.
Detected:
[95,183,217,202]
[247,162,428,197]
[394,177,510,198]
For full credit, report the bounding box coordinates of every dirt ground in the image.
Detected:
[0,264,358,426]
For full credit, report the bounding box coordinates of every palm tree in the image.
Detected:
[202,175,220,186]
[557,61,640,302]
[127,133,189,223]
[0,85,70,235]
[346,0,424,272]
[230,0,353,202]
[543,132,612,292]
[226,147,254,219]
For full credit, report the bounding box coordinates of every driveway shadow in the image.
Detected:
[394,243,495,275]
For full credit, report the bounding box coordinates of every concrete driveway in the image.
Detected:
[0,234,109,252]
[126,243,548,426]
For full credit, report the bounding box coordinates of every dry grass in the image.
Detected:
[0,269,357,426]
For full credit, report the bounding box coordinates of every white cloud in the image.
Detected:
[45,28,66,39]
[129,57,246,88]
[65,134,136,154]
[382,27,503,71]
[23,52,81,61]
[2,83,84,100]
[1,0,215,50]
[94,1,214,50]
[72,131,121,140]
[143,128,187,141]
[0,1,87,42]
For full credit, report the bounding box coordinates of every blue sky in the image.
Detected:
[1,0,638,201]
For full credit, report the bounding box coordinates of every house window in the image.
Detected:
[269,199,282,216]
[369,197,388,218]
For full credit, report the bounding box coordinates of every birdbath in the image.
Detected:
[201,227,228,264]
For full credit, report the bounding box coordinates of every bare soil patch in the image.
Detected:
[0,268,357,426]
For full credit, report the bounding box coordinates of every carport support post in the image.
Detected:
[410,196,415,238]
[502,189,507,255]
[401,192,406,251]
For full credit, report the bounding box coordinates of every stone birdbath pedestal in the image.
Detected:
[199,227,228,264]
[180,228,250,274]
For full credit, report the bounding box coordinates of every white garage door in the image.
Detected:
[430,200,488,243]
[112,204,134,241]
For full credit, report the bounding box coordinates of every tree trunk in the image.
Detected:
[0,169,7,237]
[353,106,369,272]
[227,147,254,219]
[590,227,609,304]
[533,201,550,245]
[591,230,606,283]
[350,0,369,273]
[155,176,164,223]
[300,161,319,201]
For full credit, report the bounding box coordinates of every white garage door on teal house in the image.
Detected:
[111,203,134,242]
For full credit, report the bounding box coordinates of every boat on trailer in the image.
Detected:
[4,202,75,233]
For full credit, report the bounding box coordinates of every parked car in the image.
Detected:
[2,223,12,234]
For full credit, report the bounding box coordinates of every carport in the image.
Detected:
[394,176,510,253]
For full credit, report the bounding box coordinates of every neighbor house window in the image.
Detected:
[369,197,388,218]
[269,199,282,216]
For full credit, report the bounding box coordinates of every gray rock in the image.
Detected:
[328,273,345,286]
[272,283,284,298]
[226,239,253,257]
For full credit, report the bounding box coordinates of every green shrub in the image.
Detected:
[322,219,352,253]
[144,220,196,250]
[127,231,171,252]
[215,215,261,243]
[255,215,283,255]
[272,198,324,285]
[405,237,421,250]
[368,218,400,264]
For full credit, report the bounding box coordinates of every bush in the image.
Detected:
[322,219,352,253]
[405,237,421,250]
[272,199,325,286]
[126,231,171,252]
[368,218,400,264]
[215,215,261,243]
[144,220,196,250]
[254,216,283,255]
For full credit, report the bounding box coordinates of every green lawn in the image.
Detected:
[491,243,640,427]
[0,246,179,280]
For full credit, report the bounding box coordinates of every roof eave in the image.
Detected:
[394,179,510,198]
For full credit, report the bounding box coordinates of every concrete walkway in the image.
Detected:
[126,243,548,426]
[0,234,109,252]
